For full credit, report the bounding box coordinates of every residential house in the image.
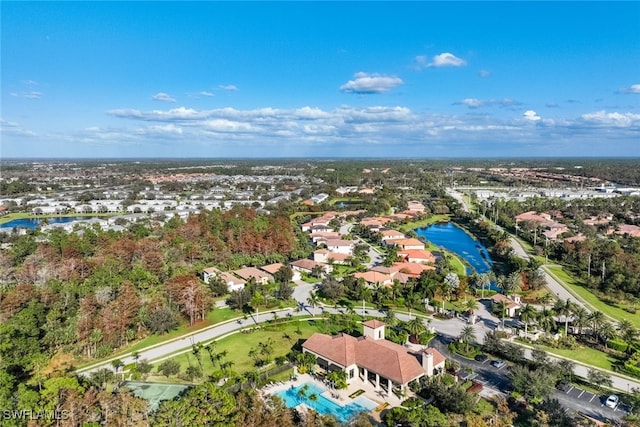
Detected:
[397,249,436,264]
[233,267,273,286]
[386,238,425,251]
[379,229,406,243]
[314,249,350,265]
[392,262,436,278]
[302,320,445,397]
[290,258,331,276]
[406,201,426,213]
[610,224,640,238]
[354,271,393,287]
[202,267,245,292]
[260,263,285,276]
[490,294,522,318]
[325,239,354,255]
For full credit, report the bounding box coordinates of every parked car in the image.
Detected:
[474,354,489,363]
[556,380,571,392]
[605,394,619,409]
[490,359,506,368]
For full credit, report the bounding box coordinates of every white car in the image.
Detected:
[605,394,619,409]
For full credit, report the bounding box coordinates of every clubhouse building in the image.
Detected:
[302,320,445,396]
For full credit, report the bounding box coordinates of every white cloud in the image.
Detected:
[617,84,640,94]
[102,104,640,152]
[0,119,37,137]
[199,91,214,97]
[460,98,483,108]
[12,91,43,99]
[456,98,520,109]
[218,84,238,91]
[152,92,176,102]
[478,70,491,78]
[523,110,541,121]
[417,52,467,69]
[580,110,640,127]
[340,72,403,94]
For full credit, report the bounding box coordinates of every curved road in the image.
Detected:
[509,236,588,311]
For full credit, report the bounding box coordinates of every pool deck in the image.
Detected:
[263,372,407,420]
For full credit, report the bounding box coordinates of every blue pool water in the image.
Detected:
[416,222,494,277]
[275,382,377,423]
[0,216,93,230]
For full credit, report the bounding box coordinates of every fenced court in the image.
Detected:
[123,381,191,412]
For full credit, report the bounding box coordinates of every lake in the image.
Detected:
[0,216,91,230]
[415,222,494,275]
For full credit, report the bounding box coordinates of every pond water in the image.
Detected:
[0,216,92,230]
[415,222,494,276]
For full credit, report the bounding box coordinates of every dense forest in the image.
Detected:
[0,208,304,389]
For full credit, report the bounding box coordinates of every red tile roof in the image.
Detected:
[302,333,426,385]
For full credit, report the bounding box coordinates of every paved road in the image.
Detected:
[432,335,628,423]
[446,188,470,212]
[509,237,588,311]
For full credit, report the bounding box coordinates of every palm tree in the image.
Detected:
[504,272,522,295]
[598,321,616,348]
[459,325,477,353]
[464,298,479,316]
[407,317,426,341]
[519,304,537,338]
[306,291,319,316]
[589,311,606,342]
[537,309,555,334]
[111,359,124,383]
[383,309,398,327]
[405,292,420,319]
[437,281,452,315]
[475,272,492,299]
[537,292,553,311]
[572,306,590,336]
[553,299,574,336]
[617,319,638,354]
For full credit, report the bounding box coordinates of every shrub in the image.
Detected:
[608,339,628,353]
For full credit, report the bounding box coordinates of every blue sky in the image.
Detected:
[2,1,639,158]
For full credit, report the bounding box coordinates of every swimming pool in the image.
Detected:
[275,382,377,423]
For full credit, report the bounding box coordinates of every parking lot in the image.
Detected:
[558,382,632,415]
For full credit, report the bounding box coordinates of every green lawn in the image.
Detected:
[328,197,364,206]
[544,266,640,328]
[398,214,450,233]
[78,307,242,368]
[159,320,323,376]
[0,212,31,225]
[0,211,118,225]
[525,341,618,372]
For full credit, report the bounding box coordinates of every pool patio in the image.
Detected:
[263,372,410,421]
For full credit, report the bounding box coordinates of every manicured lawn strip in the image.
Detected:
[524,341,617,372]
[328,197,364,206]
[0,212,31,225]
[0,212,118,225]
[399,214,450,233]
[161,320,323,376]
[268,367,294,382]
[77,307,242,368]
[544,266,639,328]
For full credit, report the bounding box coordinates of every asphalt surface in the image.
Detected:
[431,335,630,423]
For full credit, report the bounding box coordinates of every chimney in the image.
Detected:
[422,351,433,376]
